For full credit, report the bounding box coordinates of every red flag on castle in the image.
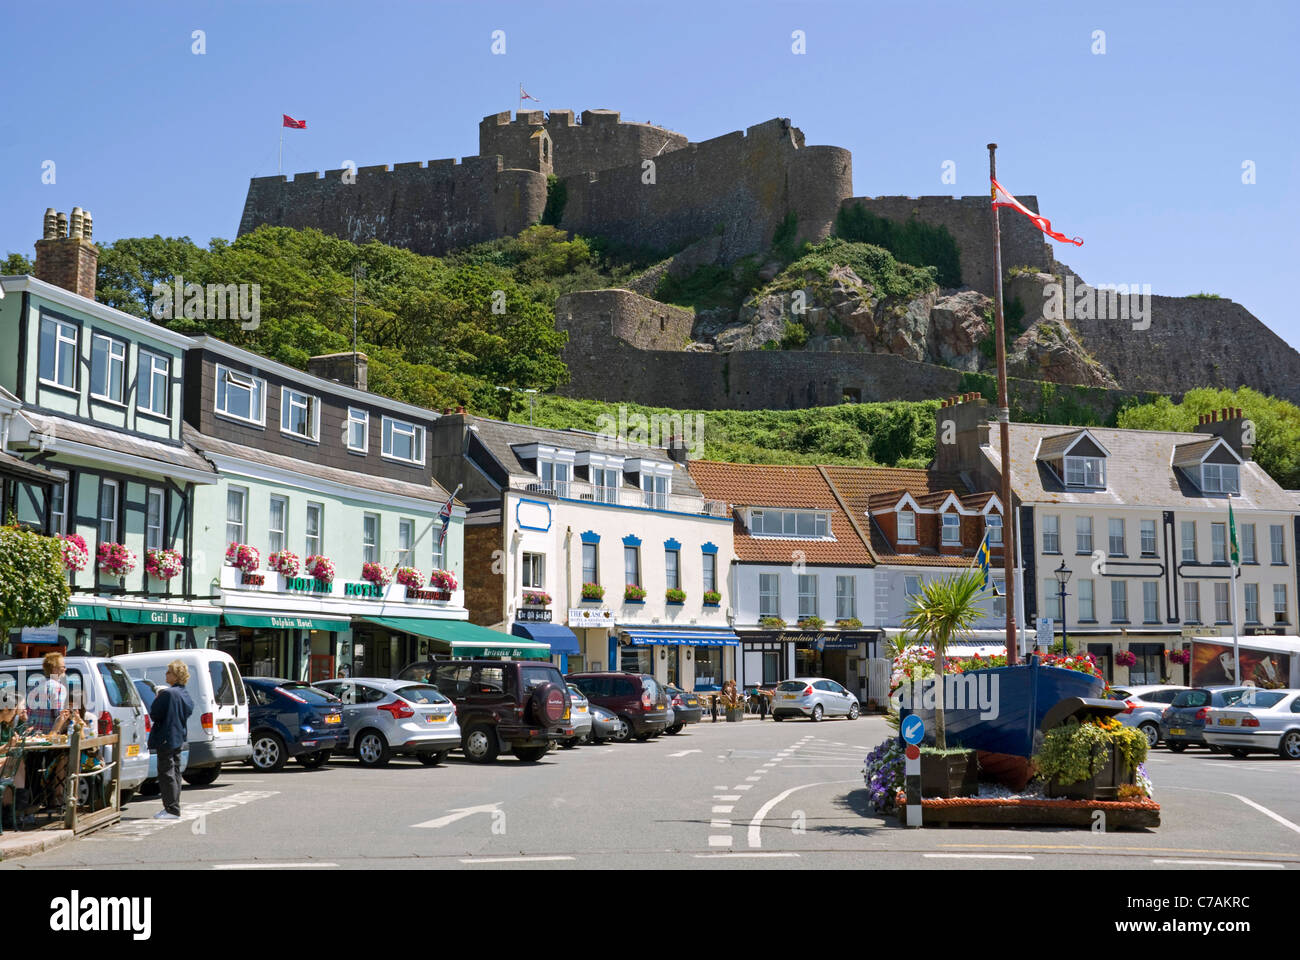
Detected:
[991,177,1083,246]
[519,84,540,102]
[282,114,307,129]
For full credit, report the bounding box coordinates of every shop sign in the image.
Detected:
[1183,625,1222,638]
[222,565,450,605]
[516,608,553,622]
[407,588,451,602]
[21,624,59,644]
[1244,627,1287,636]
[568,608,615,627]
[285,576,335,594]
[342,582,383,599]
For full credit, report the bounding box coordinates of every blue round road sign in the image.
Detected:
[901,714,925,746]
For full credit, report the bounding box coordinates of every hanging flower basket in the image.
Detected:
[429,569,458,592]
[523,590,552,606]
[362,562,391,588]
[581,582,605,601]
[305,554,335,584]
[97,542,137,578]
[226,542,261,574]
[60,534,89,572]
[395,566,423,590]
[1115,650,1137,668]
[267,550,301,578]
[1167,648,1190,665]
[145,548,184,580]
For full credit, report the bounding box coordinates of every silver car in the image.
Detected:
[557,684,594,748]
[772,677,860,721]
[1110,684,1190,748]
[588,704,625,743]
[1204,689,1300,759]
[313,678,461,767]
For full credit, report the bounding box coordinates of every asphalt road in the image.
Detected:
[6,715,1300,871]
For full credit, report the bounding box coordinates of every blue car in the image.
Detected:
[133,679,191,790]
[242,678,346,772]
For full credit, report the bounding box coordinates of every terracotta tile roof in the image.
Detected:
[685,461,873,565]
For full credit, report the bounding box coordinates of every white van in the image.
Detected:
[116,649,252,785]
[0,656,151,802]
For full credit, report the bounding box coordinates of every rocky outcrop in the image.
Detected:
[1009,319,1118,388]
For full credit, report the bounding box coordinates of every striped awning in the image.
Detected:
[622,628,740,647]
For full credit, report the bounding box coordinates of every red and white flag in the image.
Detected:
[520,85,540,102]
[282,114,307,129]
[991,177,1082,246]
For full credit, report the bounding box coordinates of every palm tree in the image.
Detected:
[899,568,987,749]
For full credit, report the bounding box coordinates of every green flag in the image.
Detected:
[1228,500,1240,568]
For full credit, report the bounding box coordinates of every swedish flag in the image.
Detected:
[975,532,993,592]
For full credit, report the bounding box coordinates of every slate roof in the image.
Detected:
[988,423,1298,511]
[25,414,215,476]
[0,449,64,484]
[1170,437,1229,467]
[185,425,452,504]
[686,461,873,565]
[1036,429,1089,460]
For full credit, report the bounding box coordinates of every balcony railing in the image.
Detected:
[515,478,729,517]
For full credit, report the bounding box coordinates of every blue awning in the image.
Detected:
[623,629,740,648]
[511,621,580,655]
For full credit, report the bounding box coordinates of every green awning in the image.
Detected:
[359,616,551,660]
[110,608,222,627]
[62,603,109,622]
[222,613,351,632]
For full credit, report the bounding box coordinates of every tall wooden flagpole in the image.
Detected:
[989,143,1019,666]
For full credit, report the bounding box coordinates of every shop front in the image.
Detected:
[511,620,579,673]
[617,628,740,691]
[358,616,551,662]
[567,607,616,674]
[216,613,351,680]
[740,629,880,695]
[26,599,224,660]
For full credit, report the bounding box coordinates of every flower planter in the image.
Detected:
[725,707,745,722]
[1045,742,1136,801]
[666,600,684,606]
[703,602,720,607]
[920,750,979,798]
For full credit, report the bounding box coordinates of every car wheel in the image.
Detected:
[1280,731,1300,760]
[118,788,135,806]
[514,745,548,762]
[811,704,824,722]
[1208,744,1223,754]
[251,732,287,772]
[1167,741,1187,753]
[355,730,391,768]
[182,766,220,786]
[664,724,682,735]
[296,750,331,769]
[773,714,784,722]
[848,703,860,720]
[1138,723,1159,749]
[1229,748,1249,759]
[610,718,632,743]
[462,725,499,763]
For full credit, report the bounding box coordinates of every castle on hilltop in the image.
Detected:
[239,109,1300,409]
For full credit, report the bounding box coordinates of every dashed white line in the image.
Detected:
[713,794,741,801]
[1151,859,1284,869]
[695,852,800,859]
[712,805,735,814]
[214,862,338,870]
[745,775,762,781]
[923,854,1034,861]
[710,819,731,829]
[458,855,576,864]
[734,785,753,791]
[708,835,732,847]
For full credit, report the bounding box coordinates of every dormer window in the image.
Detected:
[280,386,319,441]
[539,459,570,497]
[897,510,916,542]
[942,513,961,544]
[751,509,830,539]
[1064,455,1106,487]
[1202,463,1240,494]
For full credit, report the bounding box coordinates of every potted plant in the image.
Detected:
[759,616,786,629]
[97,542,137,578]
[60,534,89,573]
[798,615,825,630]
[145,547,184,581]
[305,554,335,584]
[836,617,862,629]
[523,589,552,606]
[1167,648,1190,665]
[361,561,391,588]
[581,582,605,602]
[428,569,457,598]
[226,542,261,574]
[665,588,686,604]
[703,589,721,605]
[1115,650,1137,668]
[624,584,646,603]
[1034,715,1149,800]
[267,550,300,578]
[919,746,979,798]
[720,683,745,722]
[395,566,423,590]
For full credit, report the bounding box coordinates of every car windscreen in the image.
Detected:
[1236,691,1288,709]
[1217,689,1251,706]
[519,665,563,691]
[398,662,434,683]
[97,662,139,708]
[1171,690,1210,708]
[209,661,237,706]
[395,684,448,705]
[777,680,806,692]
[278,683,341,705]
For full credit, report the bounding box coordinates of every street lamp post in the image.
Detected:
[1053,560,1072,656]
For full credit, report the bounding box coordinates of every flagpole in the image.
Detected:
[278,123,283,176]
[989,143,1019,666]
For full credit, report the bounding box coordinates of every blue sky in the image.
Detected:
[3,0,1297,348]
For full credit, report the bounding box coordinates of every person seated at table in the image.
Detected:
[1,698,30,818]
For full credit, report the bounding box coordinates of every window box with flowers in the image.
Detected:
[798,615,825,631]
[623,584,646,604]
[60,534,89,573]
[267,550,300,579]
[523,590,552,606]
[428,569,457,600]
[226,543,261,574]
[836,617,862,629]
[702,589,721,606]
[97,542,137,579]
[665,588,686,605]
[305,554,335,585]
[759,616,786,629]
[362,562,391,588]
[395,567,423,590]
[145,548,184,581]
[581,582,605,602]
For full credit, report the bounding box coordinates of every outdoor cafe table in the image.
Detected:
[3,729,122,834]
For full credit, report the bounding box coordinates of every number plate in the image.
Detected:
[783,694,798,700]
[576,706,588,713]
[1170,727,1186,736]
[126,744,140,757]
[217,723,234,733]
[686,699,697,706]
[426,713,448,723]
[324,714,341,724]
[1219,718,1236,726]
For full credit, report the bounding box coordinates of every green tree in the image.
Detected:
[0,524,71,641]
[2,252,33,275]
[899,568,986,749]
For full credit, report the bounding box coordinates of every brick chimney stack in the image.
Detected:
[934,391,995,472]
[306,351,369,391]
[34,207,98,299]
[1194,406,1253,460]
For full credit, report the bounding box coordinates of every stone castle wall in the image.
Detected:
[479,109,689,179]
[237,156,547,256]
[555,289,694,352]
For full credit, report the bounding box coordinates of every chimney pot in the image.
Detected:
[34,207,99,299]
[456,405,466,414]
[82,210,93,242]
[56,211,68,237]
[43,209,58,240]
[69,207,84,239]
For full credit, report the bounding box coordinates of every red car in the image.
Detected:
[565,672,670,742]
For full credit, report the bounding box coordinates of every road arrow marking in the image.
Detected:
[668,749,702,757]
[411,803,502,829]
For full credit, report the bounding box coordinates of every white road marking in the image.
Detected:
[695,852,800,859]
[1151,859,1284,869]
[747,779,859,848]
[214,862,338,869]
[746,775,762,781]
[91,790,280,843]
[1228,793,1300,835]
[712,805,735,814]
[668,749,702,758]
[410,803,502,829]
[708,835,732,847]
[458,855,575,864]
[923,854,1034,861]
[714,785,729,790]
[713,794,741,801]
[734,785,753,791]
[710,819,731,829]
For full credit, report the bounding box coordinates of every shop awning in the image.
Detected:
[359,617,551,660]
[623,628,740,647]
[511,621,579,655]
[222,613,351,632]
[61,602,110,622]
[110,607,222,627]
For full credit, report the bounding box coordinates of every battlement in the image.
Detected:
[479,107,688,179]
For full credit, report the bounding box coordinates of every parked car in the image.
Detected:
[1109,684,1190,748]
[132,679,191,791]
[117,649,251,786]
[772,677,860,721]
[565,672,670,741]
[558,684,594,748]
[0,656,151,802]
[587,704,625,744]
[312,677,461,766]
[663,684,703,733]
[1160,686,1254,751]
[242,678,346,772]
[397,659,571,762]
[1204,689,1300,759]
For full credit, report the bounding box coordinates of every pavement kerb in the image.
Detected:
[0,828,76,862]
